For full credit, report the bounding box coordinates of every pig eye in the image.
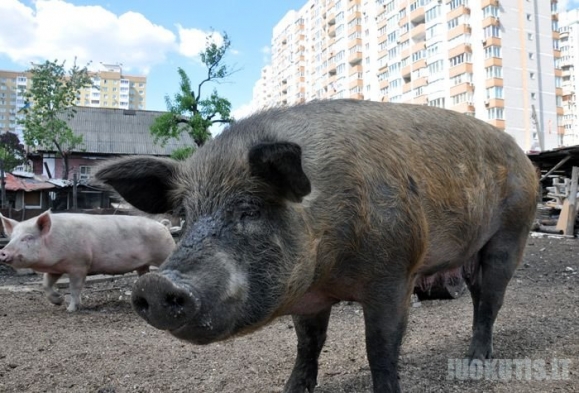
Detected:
[21,235,34,242]
[240,210,260,220]
[236,201,262,221]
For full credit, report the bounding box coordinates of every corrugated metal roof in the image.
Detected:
[2,173,56,192]
[39,107,196,156]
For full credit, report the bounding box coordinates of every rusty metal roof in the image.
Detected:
[2,173,56,192]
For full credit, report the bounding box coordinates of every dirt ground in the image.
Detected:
[0,233,578,393]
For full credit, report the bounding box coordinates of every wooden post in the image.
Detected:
[565,166,579,236]
[72,173,78,210]
[0,159,6,209]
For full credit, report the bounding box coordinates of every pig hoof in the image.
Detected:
[467,343,493,361]
[48,294,64,305]
[283,376,317,393]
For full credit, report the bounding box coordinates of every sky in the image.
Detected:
[3,0,579,125]
[0,0,306,123]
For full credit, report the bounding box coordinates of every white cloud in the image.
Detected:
[209,102,257,137]
[232,102,258,120]
[0,0,218,74]
[177,25,223,59]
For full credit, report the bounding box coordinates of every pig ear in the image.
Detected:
[248,142,311,203]
[0,214,19,237]
[36,210,52,236]
[94,157,180,214]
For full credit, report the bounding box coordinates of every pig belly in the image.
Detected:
[88,251,150,275]
[284,289,341,315]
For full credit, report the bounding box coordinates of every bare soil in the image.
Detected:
[0,234,578,393]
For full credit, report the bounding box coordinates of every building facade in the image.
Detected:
[255,0,563,152]
[0,64,147,137]
[559,9,579,146]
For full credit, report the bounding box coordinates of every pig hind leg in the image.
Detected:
[283,308,332,393]
[466,229,527,360]
[43,273,64,305]
[66,273,87,312]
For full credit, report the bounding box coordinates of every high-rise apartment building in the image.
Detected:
[0,64,147,137]
[255,0,563,152]
[559,9,579,146]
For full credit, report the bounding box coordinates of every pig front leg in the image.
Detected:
[43,273,64,305]
[362,280,413,393]
[66,273,87,312]
[283,308,332,393]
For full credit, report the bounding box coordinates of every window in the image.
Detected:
[487,107,504,120]
[449,53,471,66]
[485,66,502,78]
[79,166,92,180]
[24,192,42,208]
[484,45,502,58]
[486,86,503,99]
[484,25,501,38]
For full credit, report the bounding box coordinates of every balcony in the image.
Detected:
[449,43,472,58]
[410,6,425,24]
[482,16,500,28]
[482,36,501,48]
[379,79,389,90]
[485,78,504,88]
[447,24,472,41]
[447,4,471,21]
[488,119,506,130]
[450,82,475,97]
[348,49,363,65]
[348,11,361,24]
[449,62,473,78]
[410,23,426,41]
[349,64,363,78]
[328,24,336,37]
[484,98,504,108]
[349,78,363,90]
[484,57,502,68]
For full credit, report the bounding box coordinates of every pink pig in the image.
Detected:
[0,211,175,311]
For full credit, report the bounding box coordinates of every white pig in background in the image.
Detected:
[0,211,175,311]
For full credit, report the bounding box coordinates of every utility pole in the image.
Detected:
[0,158,6,209]
[532,104,545,151]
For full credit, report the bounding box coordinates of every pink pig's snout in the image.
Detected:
[0,248,13,264]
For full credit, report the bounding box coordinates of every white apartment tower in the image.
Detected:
[559,9,579,146]
[258,0,563,152]
[0,64,147,137]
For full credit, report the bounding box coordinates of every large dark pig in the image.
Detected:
[94,99,538,392]
[0,211,175,311]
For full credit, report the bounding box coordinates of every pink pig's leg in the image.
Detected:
[43,273,64,305]
[66,274,86,312]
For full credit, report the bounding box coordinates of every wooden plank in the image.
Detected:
[556,199,571,233]
[565,166,579,236]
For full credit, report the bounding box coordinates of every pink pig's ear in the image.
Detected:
[35,210,52,236]
[0,214,19,237]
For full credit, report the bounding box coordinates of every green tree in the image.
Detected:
[0,132,26,208]
[151,31,235,154]
[18,59,93,179]
[0,132,26,172]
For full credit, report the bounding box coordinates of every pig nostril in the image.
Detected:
[133,296,149,313]
[165,294,186,309]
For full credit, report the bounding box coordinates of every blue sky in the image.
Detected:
[0,0,306,120]
[2,0,579,122]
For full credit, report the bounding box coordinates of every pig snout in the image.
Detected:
[0,248,12,264]
[131,272,200,331]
